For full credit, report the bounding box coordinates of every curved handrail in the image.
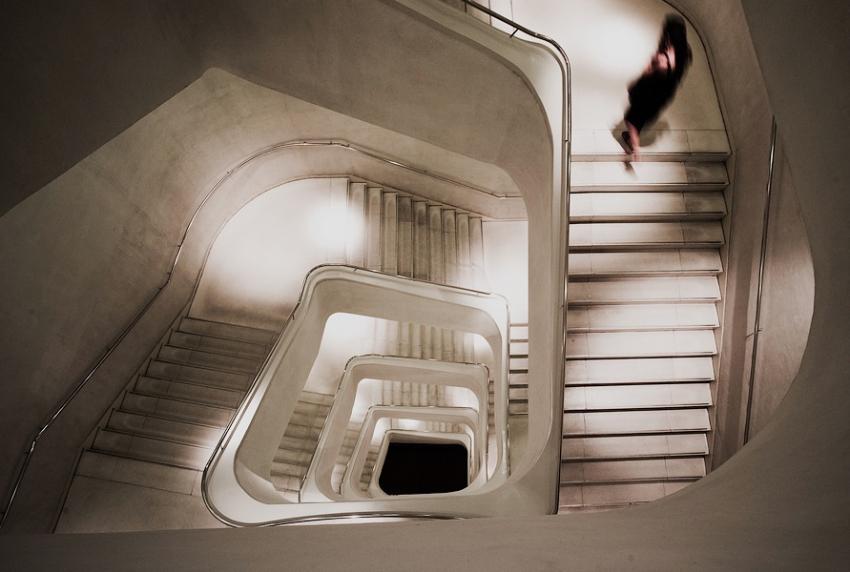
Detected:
[0,139,513,529]
[459,0,572,513]
[3,0,572,528]
[201,263,511,526]
[301,354,492,501]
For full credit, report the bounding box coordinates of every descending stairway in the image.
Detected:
[557,153,728,511]
[269,392,335,500]
[59,317,276,528]
[507,151,728,511]
[269,179,497,498]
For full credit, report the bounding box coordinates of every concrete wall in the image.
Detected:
[1,1,554,532]
[190,178,346,331]
[2,0,850,568]
[748,147,814,437]
[665,0,816,466]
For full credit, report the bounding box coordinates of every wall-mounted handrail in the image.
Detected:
[0,139,515,529]
[743,116,778,444]
[202,263,511,526]
[3,0,572,528]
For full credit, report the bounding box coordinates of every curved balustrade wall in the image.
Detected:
[204,265,511,524]
[302,355,491,502]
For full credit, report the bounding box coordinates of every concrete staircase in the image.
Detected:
[508,144,729,511]
[269,392,335,500]
[56,317,276,531]
[560,149,727,511]
[347,180,486,409]
[270,179,495,498]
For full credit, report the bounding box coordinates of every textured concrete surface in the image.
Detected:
[2,0,556,532]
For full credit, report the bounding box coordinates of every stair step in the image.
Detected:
[568,276,720,304]
[559,480,693,509]
[569,249,722,279]
[134,376,246,409]
[570,162,728,192]
[565,357,715,386]
[274,447,315,466]
[296,392,336,408]
[92,428,213,470]
[566,330,717,359]
[179,317,276,346]
[563,408,711,436]
[270,473,303,493]
[569,221,723,250]
[278,435,320,453]
[287,409,329,429]
[564,383,712,411]
[283,423,324,441]
[106,410,224,447]
[509,323,528,336]
[562,433,709,460]
[570,192,725,222]
[567,303,718,332]
[169,331,268,359]
[510,383,712,412]
[571,129,730,162]
[121,392,234,427]
[270,460,309,479]
[146,360,253,391]
[75,450,201,495]
[158,345,261,374]
[560,456,706,484]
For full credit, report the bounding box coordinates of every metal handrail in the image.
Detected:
[743,116,778,444]
[309,353,494,496]
[200,263,512,526]
[459,0,572,514]
[2,0,572,528]
[0,140,518,529]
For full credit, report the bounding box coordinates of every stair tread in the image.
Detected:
[570,161,728,192]
[169,331,269,359]
[92,428,213,471]
[135,376,246,409]
[569,221,724,250]
[107,409,225,445]
[147,359,254,389]
[569,249,722,278]
[568,276,720,304]
[180,317,277,345]
[158,345,262,374]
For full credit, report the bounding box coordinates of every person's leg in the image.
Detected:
[622,120,641,159]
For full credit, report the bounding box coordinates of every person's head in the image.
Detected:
[659,14,691,82]
[661,14,688,51]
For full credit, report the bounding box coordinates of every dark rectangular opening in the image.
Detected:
[378,442,468,495]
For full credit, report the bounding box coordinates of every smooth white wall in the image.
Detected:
[483,221,528,324]
[512,0,725,132]
[190,178,348,330]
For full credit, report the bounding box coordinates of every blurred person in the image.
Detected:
[622,14,692,159]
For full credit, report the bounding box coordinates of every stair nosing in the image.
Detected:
[562,453,708,463]
[148,357,258,379]
[563,428,710,438]
[96,426,216,452]
[167,338,269,361]
[85,447,208,473]
[111,407,229,431]
[159,344,262,372]
[125,390,239,414]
